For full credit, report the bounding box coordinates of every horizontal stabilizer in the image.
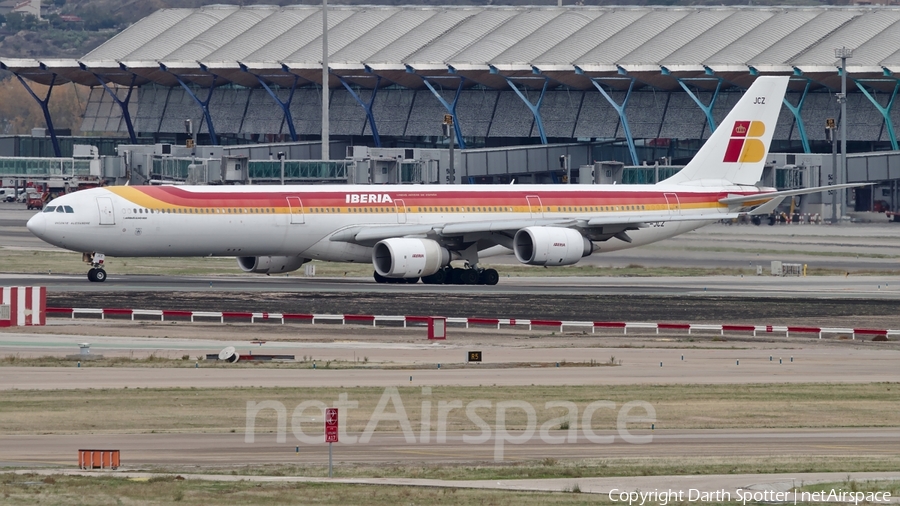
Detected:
[719,183,867,206]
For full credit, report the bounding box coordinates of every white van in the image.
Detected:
[0,188,17,202]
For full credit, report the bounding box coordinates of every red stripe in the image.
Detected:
[9,287,17,326]
[344,314,375,323]
[787,326,821,334]
[222,312,253,319]
[47,307,73,314]
[162,310,193,318]
[853,328,887,335]
[405,316,431,323]
[531,319,563,327]
[593,322,627,328]
[129,186,761,210]
[468,317,500,325]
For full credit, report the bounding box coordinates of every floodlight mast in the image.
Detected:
[835,47,852,223]
[322,0,329,161]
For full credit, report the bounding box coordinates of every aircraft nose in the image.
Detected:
[27,212,46,238]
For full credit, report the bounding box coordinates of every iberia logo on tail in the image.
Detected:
[722,120,766,163]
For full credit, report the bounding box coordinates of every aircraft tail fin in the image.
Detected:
[659,76,790,186]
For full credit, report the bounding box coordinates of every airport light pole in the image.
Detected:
[835,47,852,222]
[321,0,329,161]
[826,118,837,224]
[443,114,455,184]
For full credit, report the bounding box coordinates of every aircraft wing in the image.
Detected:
[330,212,741,247]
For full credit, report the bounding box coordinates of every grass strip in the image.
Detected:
[1,383,898,435]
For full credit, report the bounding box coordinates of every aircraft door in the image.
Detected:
[97,197,115,225]
[526,195,543,219]
[664,193,681,214]
[395,199,407,224]
[286,196,305,224]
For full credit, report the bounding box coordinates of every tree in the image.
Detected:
[0,78,88,135]
[6,12,40,31]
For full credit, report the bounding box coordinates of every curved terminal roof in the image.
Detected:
[3,5,899,93]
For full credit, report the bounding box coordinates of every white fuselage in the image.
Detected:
[26,183,750,264]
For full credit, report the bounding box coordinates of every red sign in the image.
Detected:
[325,407,339,443]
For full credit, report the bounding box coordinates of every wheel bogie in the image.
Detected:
[376,266,499,285]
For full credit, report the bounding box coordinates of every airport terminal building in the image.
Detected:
[3,4,900,213]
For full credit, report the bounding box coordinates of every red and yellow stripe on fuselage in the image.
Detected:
[106,186,746,216]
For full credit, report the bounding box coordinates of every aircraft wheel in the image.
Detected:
[450,268,465,285]
[87,268,97,282]
[460,269,478,285]
[433,268,448,284]
[93,269,107,282]
[479,268,500,286]
[373,271,387,283]
[768,216,777,226]
[751,216,761,226]
[405,277,419,284]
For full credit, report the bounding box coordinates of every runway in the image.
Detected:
[3,428,898,467]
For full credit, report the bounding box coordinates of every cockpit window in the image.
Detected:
[64,206,74,213]
[43,206,56,213]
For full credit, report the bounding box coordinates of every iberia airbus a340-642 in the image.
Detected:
[26,76,856,285]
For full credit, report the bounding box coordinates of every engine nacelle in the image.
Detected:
[237,256,308,274]
[513,226,592,266]
[372,238,450,278]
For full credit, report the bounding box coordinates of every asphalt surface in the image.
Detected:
[4,429,899,466]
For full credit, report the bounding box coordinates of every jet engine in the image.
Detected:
[372,238,451,278]
[513,226,592,266]
[237,256,308,274]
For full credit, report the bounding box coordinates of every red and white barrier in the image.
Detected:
[1,287,46,327]
[43,306,898,340]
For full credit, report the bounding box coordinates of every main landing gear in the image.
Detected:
[83,252,107,282]
[374,266,500,285]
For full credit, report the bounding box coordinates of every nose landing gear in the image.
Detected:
[87,268,107,282]
[83,252,107,282]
